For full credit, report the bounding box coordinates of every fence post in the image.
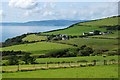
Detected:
[33,63,35,69]
[46,62,48,68]
[93,60,97,66]
[17,64,20,71]
[69,62,71,67]
[58,62,60,67]
[104,60,107,65]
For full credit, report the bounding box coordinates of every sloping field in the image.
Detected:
[1,42,74,55]
[80,16,119,26]
[3,64,118,78]
[44,25,106,36]
[22,34,47,42]
[57,38,118,50]
[44,16,119,36]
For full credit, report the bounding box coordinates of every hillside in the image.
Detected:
[22,34,47,42]
[1,16,119,56]
[43,16,120,36]
[56,38,118,51]
[80,16,119,26]
[1,42,74,55]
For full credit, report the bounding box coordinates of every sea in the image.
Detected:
[1,26,68,42]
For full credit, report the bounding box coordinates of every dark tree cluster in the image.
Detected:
[2,34,27,47]
[44,45,94,57]
[106,25,120,30]
[2,33,40,47]
[3,52,36,65]
[2,51,31,56]
[78,45,94,56]
[99,25,120,30]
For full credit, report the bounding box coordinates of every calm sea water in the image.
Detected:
[1,26,67,42]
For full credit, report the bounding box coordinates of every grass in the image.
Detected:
[2,64,118,78]
[36,56,118,63]
[1,42,74,55]
[56,38,118,50]
[22,34,47,42]
[2,56,118,71]
[90,31,119,39]
[44,16,119,36]
[80,16,119,26]
[44,25,106,36]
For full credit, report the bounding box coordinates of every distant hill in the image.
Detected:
[1,20,86,26]
[44,16,120,36]
[1,16,119,55]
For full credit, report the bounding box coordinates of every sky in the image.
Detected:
[0,0,119,22]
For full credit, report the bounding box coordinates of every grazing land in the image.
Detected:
[1,16,120,78]
[44,16,119,36]
[56,38,118,50]
[80,16,119,26]
[22,34,47,42]
[2,64,118,78]
[1,42,74,55]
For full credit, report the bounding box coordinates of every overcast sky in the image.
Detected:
[0,0,119,22]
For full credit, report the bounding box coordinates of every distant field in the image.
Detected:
[1,42,73,55]
[22,34,47,42]
[36,56,118,63]
[2,64,118,78]
[90,31,119,39]
[44,16,119,36]
[57,38,118,50]
[80,16,119,26]
[44,25,106,36]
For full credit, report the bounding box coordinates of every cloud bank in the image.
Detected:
[8,0,38,9]
[2,2,118,22]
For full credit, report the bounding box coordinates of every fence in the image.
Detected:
[2,59,119,73]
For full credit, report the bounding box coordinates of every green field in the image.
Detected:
[90,31,119,39]
[22,34,47,42]
[36,56,118,63]
[1,16,120,78]
[2,64,118,78]
[2,56,118,71]
[1,42,73,55]
[44,25,106,36]
[44,16,119,36]
[80,16,119,26]
[56,38,118,50]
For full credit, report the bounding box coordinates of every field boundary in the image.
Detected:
[2,60,119,73]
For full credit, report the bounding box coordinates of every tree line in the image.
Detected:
[3,52,36,65]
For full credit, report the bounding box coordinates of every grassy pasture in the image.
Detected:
[36,56,118,63]
[44,16,119,36]
[2,64,118,78]
[1,42,73,55]
[2,56,118,71]
[80,16,119,26]
[44,25,106,36]
[57,38,118,50]
[90,31,119,39]
[22,34,47,42]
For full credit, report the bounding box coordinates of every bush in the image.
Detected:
[91,50,103,56]
[79,45,93,56]
[8,55,19,65]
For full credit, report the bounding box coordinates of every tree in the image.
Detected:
[91,50,103,56]
[8,55,19,65]
[79,46,93,56]
[21,53,36,64]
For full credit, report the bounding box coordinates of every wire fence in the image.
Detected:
[2,59,119,73]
